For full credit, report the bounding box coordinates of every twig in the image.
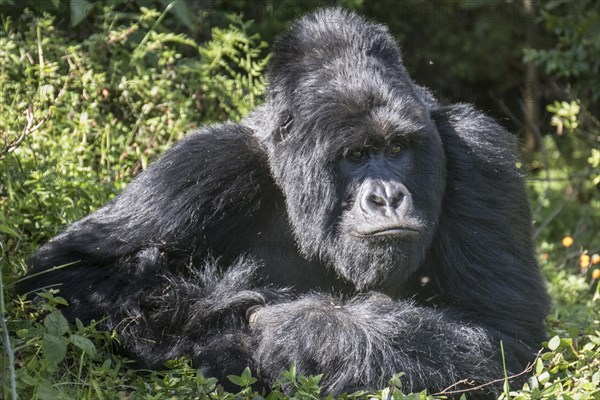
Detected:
[433,350,541,397]
[0,103,51,160]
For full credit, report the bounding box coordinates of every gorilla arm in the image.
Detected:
[20,123,285,375]
[251,294,505,396]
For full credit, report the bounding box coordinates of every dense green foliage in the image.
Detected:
[1,1,598,399]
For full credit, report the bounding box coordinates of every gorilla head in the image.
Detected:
[261,9,445,290]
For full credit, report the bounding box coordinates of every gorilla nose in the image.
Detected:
[361,181,410,215]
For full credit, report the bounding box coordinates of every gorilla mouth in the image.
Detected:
[353,226,420,238]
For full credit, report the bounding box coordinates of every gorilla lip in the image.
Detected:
[353,226,419,238]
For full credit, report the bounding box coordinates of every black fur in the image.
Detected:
[19,8,550,398]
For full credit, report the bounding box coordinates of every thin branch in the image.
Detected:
[433,350,542,397]
[0,104,40,160]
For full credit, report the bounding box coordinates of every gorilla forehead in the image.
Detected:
[293,40,416,110]
[295,90,430,150]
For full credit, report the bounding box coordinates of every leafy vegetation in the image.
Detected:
[1,2,598,399]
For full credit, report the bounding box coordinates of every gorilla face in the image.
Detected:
[270,89,446,291]
[333,114,446,291]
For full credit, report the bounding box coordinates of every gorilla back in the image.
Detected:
[20,8,550,398]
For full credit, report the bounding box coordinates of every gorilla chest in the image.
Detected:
[222,206,352,295]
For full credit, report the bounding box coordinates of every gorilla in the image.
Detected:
[20,8,550,399]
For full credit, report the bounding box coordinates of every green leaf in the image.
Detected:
[547,335,561,351]
[243,368,256,384]
[227,374,245,387]
[97,359,112,375]
[70,334,97,358]
[91,379,105,400]
[37,384,60,400]
[0,224,21,238]
[535,357,544,375]
[284,363,297,382]
[70,0,93,27]
[592,370,600,386]
[43,310,69,336]
[159,0,195,30]
[538,371,550,385]
[42,334,68,365]
[227,367,257,388]
[18,371,38,387]
[15,328,28,338]
[388,371,405,388]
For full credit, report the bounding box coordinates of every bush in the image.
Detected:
[0,6,268,277]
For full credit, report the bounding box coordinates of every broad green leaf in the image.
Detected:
[227,374,244,387]
[547,335,561,351]
[538,371,550,385]
[37,384,60,400]
[43,310,69,336]
[535,357,544,375]
[70,0,93,27]
[42,334,68,365]
[240,367,257,386]
[71,334,97,358]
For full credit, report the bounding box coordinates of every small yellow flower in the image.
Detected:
[591,254,600,265]
[561,236,574,248]
[592,269,600,280]
[580,254,591,268]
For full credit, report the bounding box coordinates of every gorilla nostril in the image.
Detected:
[368,194,386,207]
[391,193,404,208]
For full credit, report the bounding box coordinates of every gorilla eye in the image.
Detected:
[346,149,366,162]
[390,144,402,154]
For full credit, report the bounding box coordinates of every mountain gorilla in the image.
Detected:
[20,8,550,398]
